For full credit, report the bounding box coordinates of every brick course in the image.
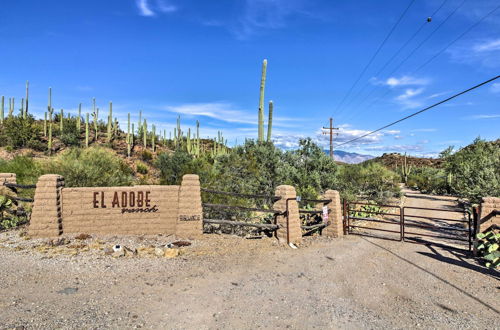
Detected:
[273,185,302,245]
[479,197,500,232]
[321,190,343,237]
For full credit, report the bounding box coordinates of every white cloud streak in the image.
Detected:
[135,0,177,17]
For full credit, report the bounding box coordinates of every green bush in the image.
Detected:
[406,167,448,195]
[0,114,40,149]
[445,138,500,203]
[335,162,400,203]
[43,147,133,187]
[136,161,149,174]
[0,156,41,185]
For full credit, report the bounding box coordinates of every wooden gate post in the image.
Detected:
[273,185,302,245]
[321,190,343,238]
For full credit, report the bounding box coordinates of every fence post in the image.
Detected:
[321,190,343,238]
[0,173,16,186]
[29,175,64,237]
[177,174,203,239]
[273,185,302,245]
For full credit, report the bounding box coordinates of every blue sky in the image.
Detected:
[1,0,499,157]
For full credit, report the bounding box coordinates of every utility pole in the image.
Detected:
[322,117,339,160]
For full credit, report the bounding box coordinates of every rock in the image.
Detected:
[111,245,125,257]
[163,248,179,259]
[124,246,137,257]
[154,248,164,257]
[169,240,191,247]
[103,247,113,255]
[48,237,70,247]
[75,233,92,240]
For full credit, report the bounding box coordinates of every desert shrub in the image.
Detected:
[279,138,338,200]
[406,167,448,195]
[43,147,133,187]
[141,149,153,162]
[156,150,210,185]
[445,138,500,203]
[335,162,400,203]
[0,156,41,185]
[136,161,149,174]
[0,114,40,149]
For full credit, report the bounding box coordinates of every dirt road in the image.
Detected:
[0,191,498,329]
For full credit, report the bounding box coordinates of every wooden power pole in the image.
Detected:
[322,118,339,160]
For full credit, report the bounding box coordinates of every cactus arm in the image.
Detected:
[0,95,4,124]
[266,100,273,142]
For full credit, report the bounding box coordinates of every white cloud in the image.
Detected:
[135,0,177,17]
[491,82,500,94]
[232,0,309,39]
[163,102,255,124]
[157,0,177,13]
[467,114,500,119]
[371,75,430,87]
[395,88,424,109]
[136,0,155,16]
[410,128,437,132]
[473,39,500,52]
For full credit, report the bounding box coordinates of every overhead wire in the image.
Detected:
[342,2,500,125]
[340,0,450,116]
[342,0,467,123]
[335,75,500,147]
[333,0,417,118]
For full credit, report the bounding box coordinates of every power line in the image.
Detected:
[335,75,500,147]
[342,0,466,122]
[334,0,416,116]
[341,0,450,114]
[344,2,500,124]
[414,3,500,73]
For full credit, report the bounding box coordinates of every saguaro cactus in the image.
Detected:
[258,59,267,142]
[9,98,14,117]
[402,153,412,184]
[107,102,112,143]
[85,113,89,147]
[267,100,273,142]
[152,124,156,152]
[77,103,81,132]
[0,95,4,124]
[60,109,64,132]
[92,98,99,141]
[20,98,24,118]
[25,81,29,118]
[127,113,131,157]
[47,88,53,154]
[143,119,147,148]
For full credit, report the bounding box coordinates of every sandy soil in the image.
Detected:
[0,191,498,329]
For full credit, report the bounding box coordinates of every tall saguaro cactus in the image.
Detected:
[143,119,147,148]
[43,112,47,137]
[107,102,113,143]
[85,113,89,147]
[267,100,273,142]
[47,88,53,154]
[92,98,99,141]
[0,95,4,124]
[402,153,412,184]
[60,109,64,132]
[24,80,29,118]
[77,103,81,132]
[258,59,267,142]
[127,113,131,157]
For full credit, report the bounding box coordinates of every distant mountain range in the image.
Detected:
[324,150,374,164]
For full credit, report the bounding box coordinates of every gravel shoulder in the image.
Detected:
[1,230,499,329]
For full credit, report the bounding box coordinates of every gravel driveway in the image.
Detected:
[0,230,498,329]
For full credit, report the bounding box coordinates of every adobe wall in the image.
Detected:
[28,174,203,238]
[321,190,343,237]
[61,185,179,235]
[479,197,500,232]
